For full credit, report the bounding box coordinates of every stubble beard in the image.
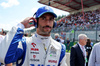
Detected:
[38,27,53,36]
[38,29,51,35]
[37,24,53,36]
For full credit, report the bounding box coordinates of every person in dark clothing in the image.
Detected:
[66,38,70,52]
[85,38,92,66]
[70,34,88,66]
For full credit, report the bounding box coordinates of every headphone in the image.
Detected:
[32,13,57,28]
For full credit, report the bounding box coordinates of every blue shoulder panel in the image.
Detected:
[5,28,24,64]
[58,44,66,66]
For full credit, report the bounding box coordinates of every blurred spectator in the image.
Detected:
[52,8,100,32]
[85,38,92,66]
[60,31,64,39]
[0,28,3,35]
[0,28,4,43]
[90,41,94,47]
[54,33,61,42]
[66,38,70,52]
[3,31,7,36]
[88,41,100,66]
[60,36,65,44]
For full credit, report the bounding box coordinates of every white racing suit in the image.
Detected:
[0,34,5,66]
[0,35,4,43]
[0,24,67,66]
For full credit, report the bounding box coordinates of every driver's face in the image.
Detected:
[37,13,54,36]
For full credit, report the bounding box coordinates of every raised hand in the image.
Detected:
[21,17,37,28]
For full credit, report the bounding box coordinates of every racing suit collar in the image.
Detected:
[34,32,51,40]
[34,32,51,49]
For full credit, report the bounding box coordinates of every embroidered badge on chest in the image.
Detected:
[49,46,57,57]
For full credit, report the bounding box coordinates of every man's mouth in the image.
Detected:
[43,26,51,29]
[44,27,51,30]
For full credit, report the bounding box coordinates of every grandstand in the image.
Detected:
[38,0,100,13]
[38,0,100,42]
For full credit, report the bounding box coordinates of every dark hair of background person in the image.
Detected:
[85,38,92,66]
[3,31,7,35]
[86,39,91,46]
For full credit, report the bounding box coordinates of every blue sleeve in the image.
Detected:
[58,44,66,66]
[16,37,27,66]
[5,28,24,64]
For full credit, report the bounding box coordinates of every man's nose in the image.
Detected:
[45,19,51,24]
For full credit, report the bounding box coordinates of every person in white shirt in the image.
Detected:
[88,42,100,66]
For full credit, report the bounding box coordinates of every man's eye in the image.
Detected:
[42,17,46,20]
[50,18,54,21]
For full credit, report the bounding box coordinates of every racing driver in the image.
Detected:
[0,6,67,66]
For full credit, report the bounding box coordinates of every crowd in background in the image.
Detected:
[52,8,100,32]
[1,8,100,66]
[1,7,98,50]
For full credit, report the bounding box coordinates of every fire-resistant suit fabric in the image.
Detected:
[0,23,67,66]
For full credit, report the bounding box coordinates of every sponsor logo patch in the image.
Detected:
[49,46,57,57]
[48,60,57,63]
[30,59,40,62]
[31,43,39,51]
[30,52,39,54]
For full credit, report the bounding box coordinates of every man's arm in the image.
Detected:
[0,17,35,64]
[59,44,67,66]
[70,47,76,66]
[0,26,24,64]
[0,35,13,66]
